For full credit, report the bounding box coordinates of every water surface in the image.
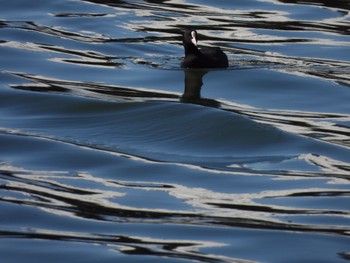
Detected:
[1,0,350,262]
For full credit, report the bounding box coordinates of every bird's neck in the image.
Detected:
[185,45,201,56]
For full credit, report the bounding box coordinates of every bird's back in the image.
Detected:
[199,47,228,68]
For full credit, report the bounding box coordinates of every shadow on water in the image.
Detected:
[181,69,220,108]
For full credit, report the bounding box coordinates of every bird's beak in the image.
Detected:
[191,31,197,46]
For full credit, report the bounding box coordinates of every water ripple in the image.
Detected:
[1,162,349,236]
[1,0,349,262]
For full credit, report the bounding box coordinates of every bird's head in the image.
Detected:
[183,30,198,47]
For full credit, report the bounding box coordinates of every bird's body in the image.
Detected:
[181,30,228,69]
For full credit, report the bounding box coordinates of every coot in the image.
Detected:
[181,30,228,68]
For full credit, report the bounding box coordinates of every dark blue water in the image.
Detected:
[1,0,350,262]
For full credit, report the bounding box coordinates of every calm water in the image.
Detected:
[1,0,350,262]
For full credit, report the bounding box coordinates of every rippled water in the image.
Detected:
[1,0,350,262]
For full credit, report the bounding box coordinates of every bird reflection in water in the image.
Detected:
[180,69,221,108]
[9,70,222,109]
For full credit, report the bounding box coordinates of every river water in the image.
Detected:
[1,0,350,262]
